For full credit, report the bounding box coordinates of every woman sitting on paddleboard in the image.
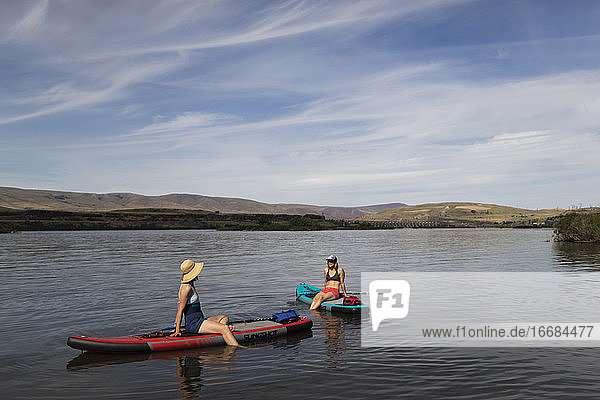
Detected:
[170,259,240,346]
[310,255,348,310]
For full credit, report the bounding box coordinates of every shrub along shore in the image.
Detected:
[553,213,600,243]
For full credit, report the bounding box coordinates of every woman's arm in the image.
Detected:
[323,267,328,286]
[339,268,348,297]
[171,285,191,336]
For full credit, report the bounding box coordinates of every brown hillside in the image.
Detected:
[0,187,405,220]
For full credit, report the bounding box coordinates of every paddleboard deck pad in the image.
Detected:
[296,282,367,314]
[68,312,312,352]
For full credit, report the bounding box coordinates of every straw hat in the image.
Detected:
[180,259,204,283]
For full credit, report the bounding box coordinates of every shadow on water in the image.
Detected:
[553,241,600,271]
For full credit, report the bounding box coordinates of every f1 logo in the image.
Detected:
[369,280,411,331]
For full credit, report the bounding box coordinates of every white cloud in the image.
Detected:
[8,0,48,40]
[129,112,236,137]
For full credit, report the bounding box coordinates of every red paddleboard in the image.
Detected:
[68,314,312,352]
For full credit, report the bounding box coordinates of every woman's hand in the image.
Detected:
[169,331,182,337]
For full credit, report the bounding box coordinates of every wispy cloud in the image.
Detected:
[66,1,448,61]
[7,0,48,40]
[125,68,600,147]
[1,1,456,125]
[0,54,185,124]
[129,112,236,137]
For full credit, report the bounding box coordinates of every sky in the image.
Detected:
[1,0,600,209]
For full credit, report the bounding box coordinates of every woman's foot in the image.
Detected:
[228,324,235,332]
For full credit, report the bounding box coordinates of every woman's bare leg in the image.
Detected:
[207,314,235,331]
[309,292,322,309]
[198,319,240,346]
[310,291,335,310]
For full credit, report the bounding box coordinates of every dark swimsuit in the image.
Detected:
[322,268,341,299]
[183,286,206,333]
[326,269,340,282]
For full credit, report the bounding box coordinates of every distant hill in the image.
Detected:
[358,202,567,225]
[0,187,406,220]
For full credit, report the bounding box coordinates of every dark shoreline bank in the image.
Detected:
[0,208,561,233]
[0,208,375,232]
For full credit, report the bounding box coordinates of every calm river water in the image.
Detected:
[2,229,600,399]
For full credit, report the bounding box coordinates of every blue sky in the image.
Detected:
[1,0,599,208]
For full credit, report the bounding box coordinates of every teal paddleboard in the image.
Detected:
[295,282,366,314]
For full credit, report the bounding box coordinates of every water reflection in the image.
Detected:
[176,356,202,399]
[67,346,238,398]
[553,242,600,271]
[172,346,237,399]
[310,310,361,368]
[67,351,151,370]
